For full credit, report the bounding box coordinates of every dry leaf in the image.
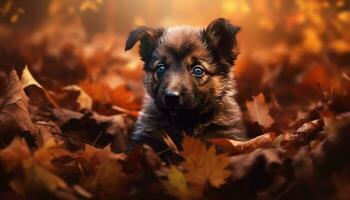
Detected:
[80,80,141,111]
[162,165,191,200]
[62,85,93,110]
[91,160,127,200]
[0,69,35,138]
[32,138,71,172]
[20,66,60,109]
[10,162,70,199]
[246,93,274,128]
[210,132,276,155]
[0,137,31,173]
[181,135,232,188]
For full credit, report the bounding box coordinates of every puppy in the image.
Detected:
[125,18,247,153]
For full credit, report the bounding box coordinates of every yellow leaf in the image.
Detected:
[162,165,191,200]
[181,135,232,189]
[21,65,43,89]
[10,162,68,199]
[20,66,60,109]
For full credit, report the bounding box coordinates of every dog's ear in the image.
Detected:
[125,27,164,63]
[204,18,241,65]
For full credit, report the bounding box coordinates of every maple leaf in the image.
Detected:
[90,160,128,200]
[246,93,274,128]
[162,165,191,200]
[10,162,72,199]
[181,135,232,189]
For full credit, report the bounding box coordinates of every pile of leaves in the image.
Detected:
[1,67,350,200]
[1,0,350,199]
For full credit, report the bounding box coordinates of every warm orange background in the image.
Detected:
[1,0,349,112]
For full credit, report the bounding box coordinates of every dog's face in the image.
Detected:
[125,18,240,114]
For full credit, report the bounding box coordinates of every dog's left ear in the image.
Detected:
[125,27,164,63]
[204,18,241,65]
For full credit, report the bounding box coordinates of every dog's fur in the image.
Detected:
[125,18,247,152]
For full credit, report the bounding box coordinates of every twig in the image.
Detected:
[211,119,324,155]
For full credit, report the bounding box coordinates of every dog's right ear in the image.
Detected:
[125,27,164,63]
[204,18,241,65]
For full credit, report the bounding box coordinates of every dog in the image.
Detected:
[125,18,247,153]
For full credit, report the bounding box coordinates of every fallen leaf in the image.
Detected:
[0,137,31,173]
[61,85,93,110]
[0,69,35,143]
[10,162,70,200]
[80,80,141,111]
[32,138,71,172]
[246,93,274,128]
[210,132,276,155]
[181,135,232,189]
[162,165,191,200]
[20,66,60,109]
[90,160,127,200]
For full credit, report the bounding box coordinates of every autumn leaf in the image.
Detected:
[80,80,141,111]
[79,144,126,165]
[58,110,130,151]
[246,93,274,128]
[21,66,60,109]
[162,165,191,200]
[90,160,128,200]
[210,132,276,155]
[0,137,31,174]
[0,69,35,139]
[181,135,232,189]
[32,138,71,172]
[61,85,93,110]
[10,162,71,200]
[21,65,44,89]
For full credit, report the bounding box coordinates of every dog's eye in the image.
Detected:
[192,65,205,77]
[155,63,167,75]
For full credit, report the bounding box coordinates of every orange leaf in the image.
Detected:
[181,135,232,189]
[246,93,274,128]
[210,132,276,155]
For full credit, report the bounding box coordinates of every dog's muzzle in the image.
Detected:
[163,91,181,107]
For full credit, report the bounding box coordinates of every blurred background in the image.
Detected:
[1,0,350,134]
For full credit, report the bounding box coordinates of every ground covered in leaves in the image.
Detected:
[1,0,350,199]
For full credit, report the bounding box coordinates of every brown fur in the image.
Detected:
[125,18,247,152]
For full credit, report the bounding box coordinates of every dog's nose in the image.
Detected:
[163,91,181,107]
